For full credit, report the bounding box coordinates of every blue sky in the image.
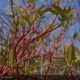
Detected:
[0,0,9,11]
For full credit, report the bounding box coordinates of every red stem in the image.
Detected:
[17,16,56,59]
[15,18,42,52]
[18,23,62,60]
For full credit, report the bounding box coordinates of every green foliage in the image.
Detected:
[58,6,75,21]
[63,44,75,67]
[52,4,63,15]
[24,60,40,74]
[28,0,36,3]
[43,8,55,14]
[55,60,67,66]
[42,4,75,29]
[8,48,16,66]
[38,9,43,17]
[7,13,16,18]
[25,61,29,74]
[0,0,77,76]
[0,55,6,65]
[75,58,80,63]
[62,21,72,28]
[55,44,80,71]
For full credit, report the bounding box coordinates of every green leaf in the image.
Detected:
[62,22,72,28]
[66,47,71,67]
[28,0,36,3]
[55,60,66,66]
[8,48,16,65]
[28,18,33,25]
[7,13,16,18]
[75,58,80,63]
[63,44,75,67]
[69,44,75,66]
[0,55,6,65]
[30,70,38,74]
[75,47,80,55]
[18,18,25,26]
[63,16,75,21]
[43,8,55,15]
[52,5,63,15]
[65,22,72,28]
[38,9,43,16]
[71,44,75,60]
[63,44,68,61]
[61,7,75,21]
[25,61,29,74]
[68,8,75,17]
[63,7,74,17]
